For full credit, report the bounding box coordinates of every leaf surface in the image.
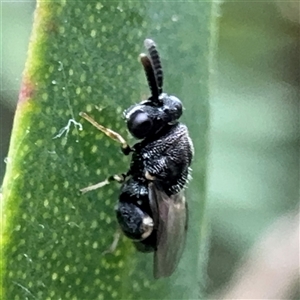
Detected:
[1,1,217,299]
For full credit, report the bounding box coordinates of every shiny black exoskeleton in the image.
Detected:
[80,39,194,278]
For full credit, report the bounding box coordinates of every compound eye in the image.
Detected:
[169,95,183,119]
[128,111,153,139]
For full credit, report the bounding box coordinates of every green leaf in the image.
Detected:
[1,1,218,299]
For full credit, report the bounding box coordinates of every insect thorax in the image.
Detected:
[129,122,193,196]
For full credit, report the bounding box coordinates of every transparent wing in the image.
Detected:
[148,182,188,279]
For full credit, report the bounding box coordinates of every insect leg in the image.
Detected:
[80,174,125,194]
[101,230,121,255]
[79,112,132,155]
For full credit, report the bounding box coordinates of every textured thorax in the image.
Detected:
[142,123,191,156]
[130,123,193,195]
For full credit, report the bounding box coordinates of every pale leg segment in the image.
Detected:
[80,174,125,194]
[102,230,121,255]
[79,112,132,154]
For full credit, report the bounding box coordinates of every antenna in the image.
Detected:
[140,54,159,101]
[144,39,163,95]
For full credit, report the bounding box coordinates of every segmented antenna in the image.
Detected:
[140,54,159,100]
[144,39,163,95]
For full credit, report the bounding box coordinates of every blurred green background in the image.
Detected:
[1,1,299,298]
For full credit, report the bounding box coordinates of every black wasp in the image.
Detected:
[80,39,194,278]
